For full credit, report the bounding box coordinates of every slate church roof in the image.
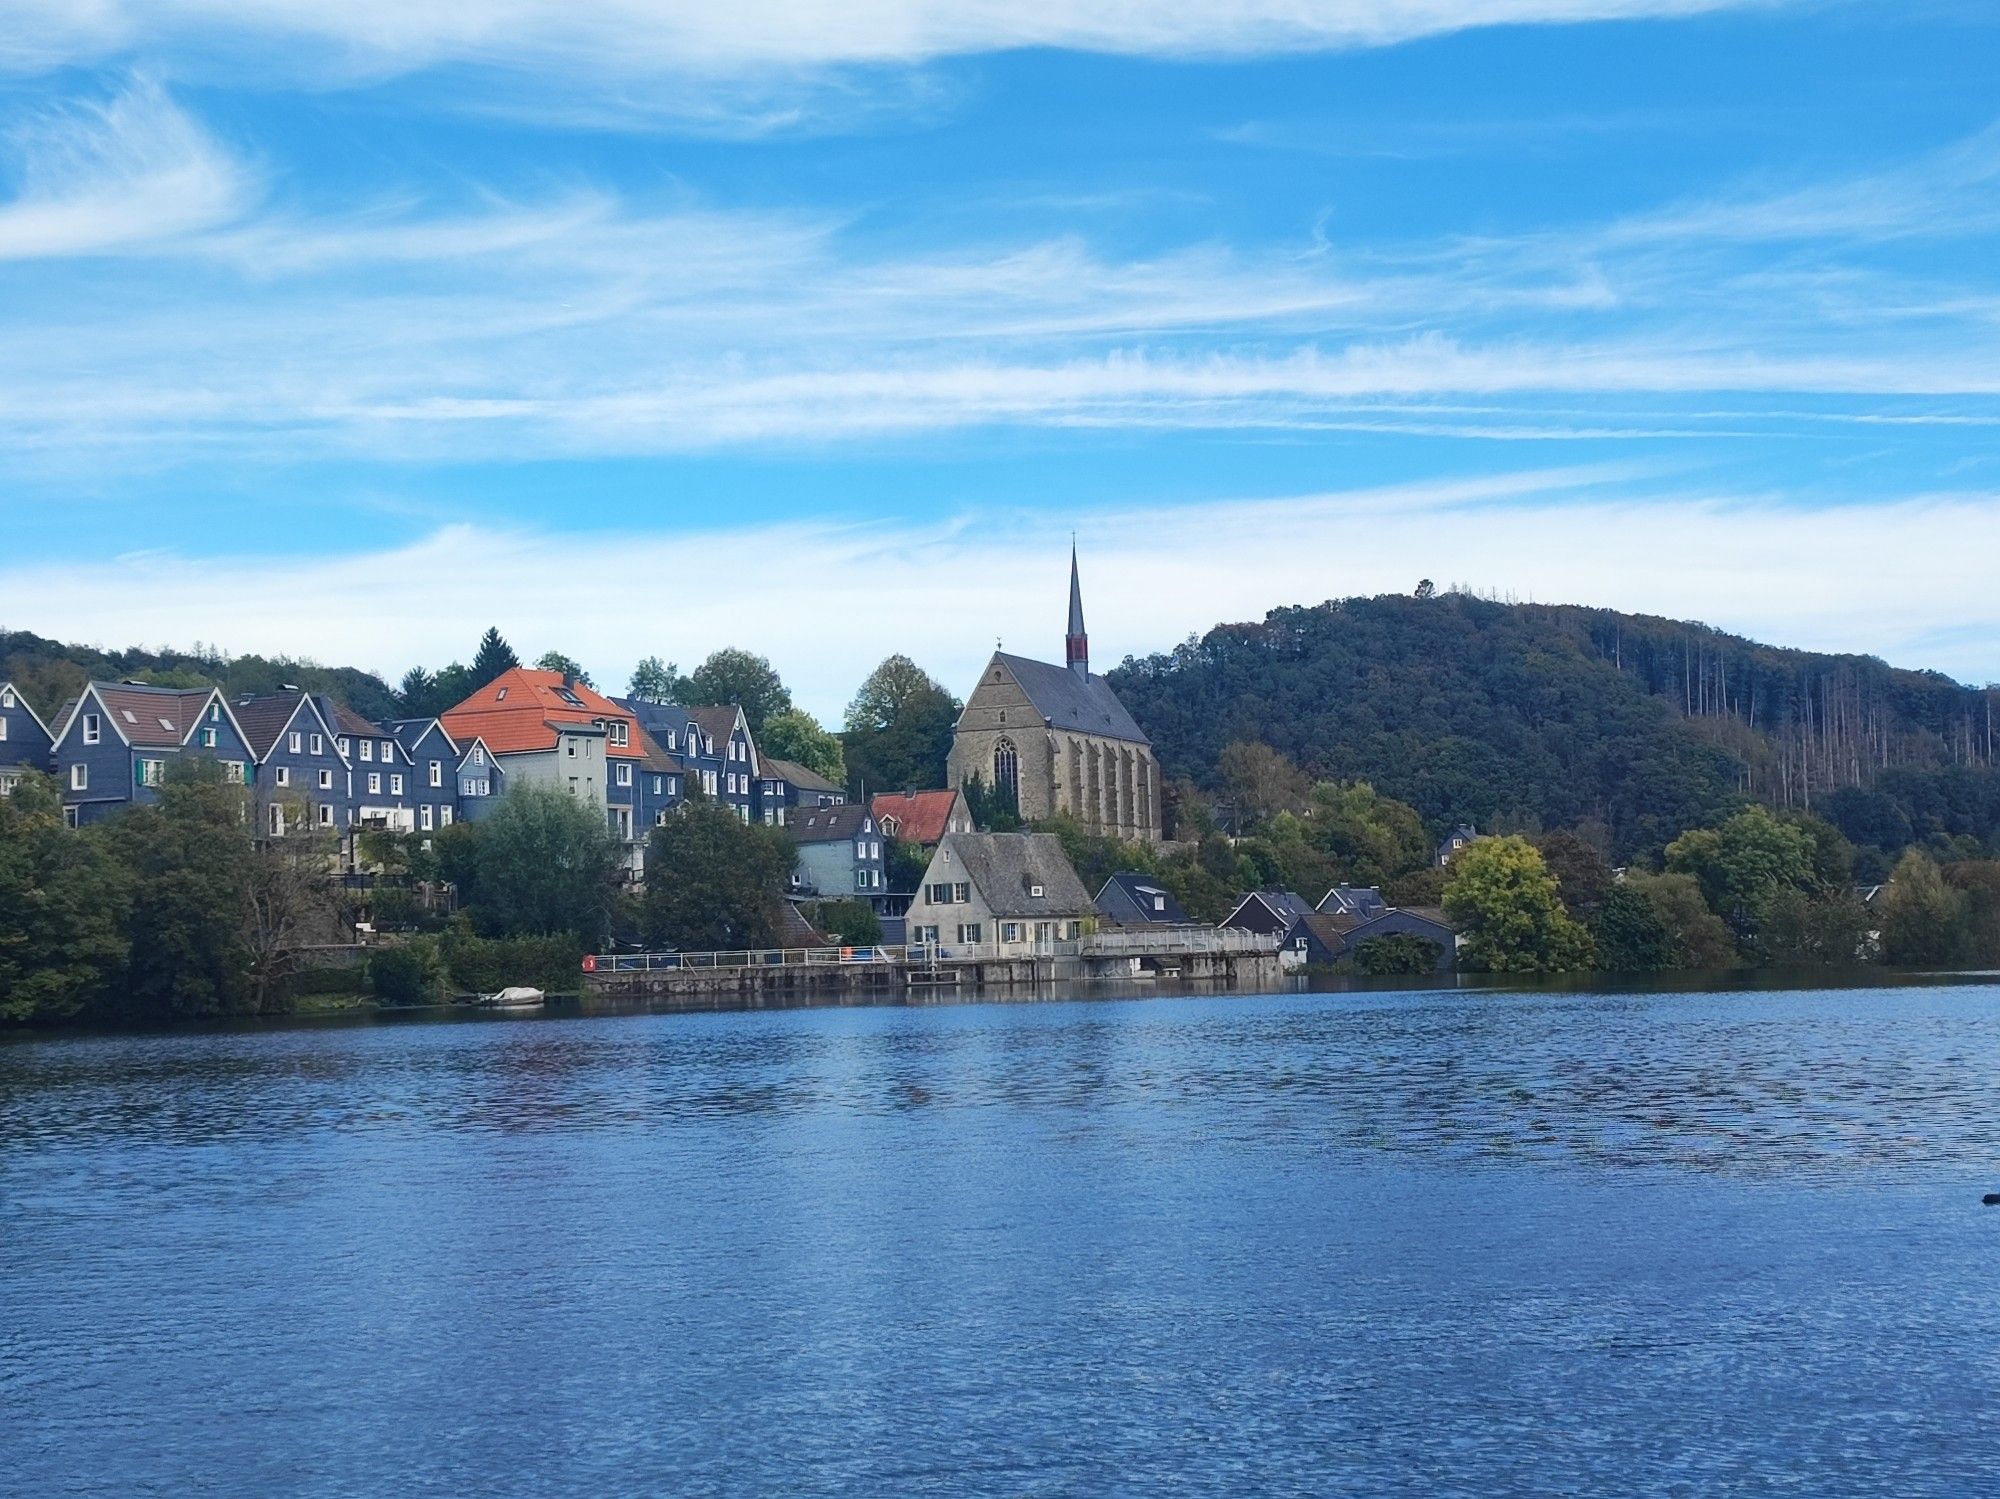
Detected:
[990,652,1150,746]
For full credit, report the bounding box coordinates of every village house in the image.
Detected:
[0,681,54,799]
[869,788,971,848]
[1094,871,1192,927]
[947,549,1162,842]
[1280,907,1457,970]
[231,689,353,838]
[762,757,845,825]
[1436,824,1479,866]
[903,831,1096,954]
[1220,889,1316,937]
[49,682,254,829]
[785,803,886,897]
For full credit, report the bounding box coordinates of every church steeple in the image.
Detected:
[1065,542,1089,678]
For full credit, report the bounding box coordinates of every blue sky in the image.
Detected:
[2,1,1997,717]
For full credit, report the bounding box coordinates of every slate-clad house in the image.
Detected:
[454,736,507,821]
[616,699,714,806]
[689,705,758,822]
[50,682,254,828]
[903,832,1096,954]
[760,757,845,825]
[948,549,1161,842]
[627,727,685,833]
[232,689,352,836]
[1281,907,1456,970]
[1436,824,1479,866]
[386,717,463,835]
[869,788,970,848]
[329,701,419,832]
[1317,885,1388,919]
[1095,871,1191,926]
[0,681,54,798]
[1220,889,1316,937]
[785,802,886,897]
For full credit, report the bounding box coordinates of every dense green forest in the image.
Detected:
[1109,592,2000,869]
[0,629,400,724]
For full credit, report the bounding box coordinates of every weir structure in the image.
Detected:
[583,929,1283,1003]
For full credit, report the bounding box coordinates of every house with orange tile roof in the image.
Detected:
[440,666,650,866]
[869,788,971,848]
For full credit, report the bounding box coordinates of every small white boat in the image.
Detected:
[478,986,546,1009]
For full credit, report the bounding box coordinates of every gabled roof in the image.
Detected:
[55,682,231,751]
[386,717,459,757]
[233,689,346,764]
[984,652,1149,745]
[1286,912,1361,949]
[870,788,965,845]
[455,736,502,772]
[787,803,873,844]
[1317,885,1388,917]
[928,832,1094,918]
[767,757,842,796]
[1095,871,1191,924]
[0,682,53,741]
[616,698,701,755]
[686,705,756,770]
[442,667,643,759]
[1223,889,1315,928]
[635,727,684,774]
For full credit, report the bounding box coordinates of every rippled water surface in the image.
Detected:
[6,982,2000,1495]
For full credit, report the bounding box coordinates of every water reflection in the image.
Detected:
[4,982,1998,1496]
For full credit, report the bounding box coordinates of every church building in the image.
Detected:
[947,549,1162,842]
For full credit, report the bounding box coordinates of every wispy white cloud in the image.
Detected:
[7,2,1786,83]
[2,85,1997,466]
[0,77,250,259]
[6,468,1999,712]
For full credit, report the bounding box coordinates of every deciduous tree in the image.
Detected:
[843,655,960,793]
[461,786,622,940]
[759,708,846,785]
[1443,835,1595,973]
[685,649,791,733]
[641,802,792,950]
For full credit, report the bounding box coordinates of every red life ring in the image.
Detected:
[581,954,598,973]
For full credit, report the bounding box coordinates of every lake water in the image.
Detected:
[5,981,1999,1496]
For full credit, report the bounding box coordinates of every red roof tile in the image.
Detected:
[440,667,643,759]
[870,789,968,846]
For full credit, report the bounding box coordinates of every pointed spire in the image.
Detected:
[1065,540,1089,678]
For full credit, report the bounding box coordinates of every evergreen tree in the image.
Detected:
[470,627,520,689]
[1590,883,1676,971]
[397,665,438,717]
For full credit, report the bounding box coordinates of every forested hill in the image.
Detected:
[0,630,399,724]
[1107,593,2000,864]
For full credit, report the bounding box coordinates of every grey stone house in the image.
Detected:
[904,832,1096,953]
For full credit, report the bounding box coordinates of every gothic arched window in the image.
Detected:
[993,738,1019,804]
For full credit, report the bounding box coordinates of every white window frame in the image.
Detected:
[360,739,373,761]
[337,736,351,757]
[310,734,323,755]
[289,731,302,754]
[276,766,290,787]
[318,804,334,827]
[83,713,101,745]
[368,773,382,795]
[71,763,88,790]
[201,728,217,748]
[390,774,403,795]
[420,804,434,831]
[429,761,443,787]
[318,768,333,791]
